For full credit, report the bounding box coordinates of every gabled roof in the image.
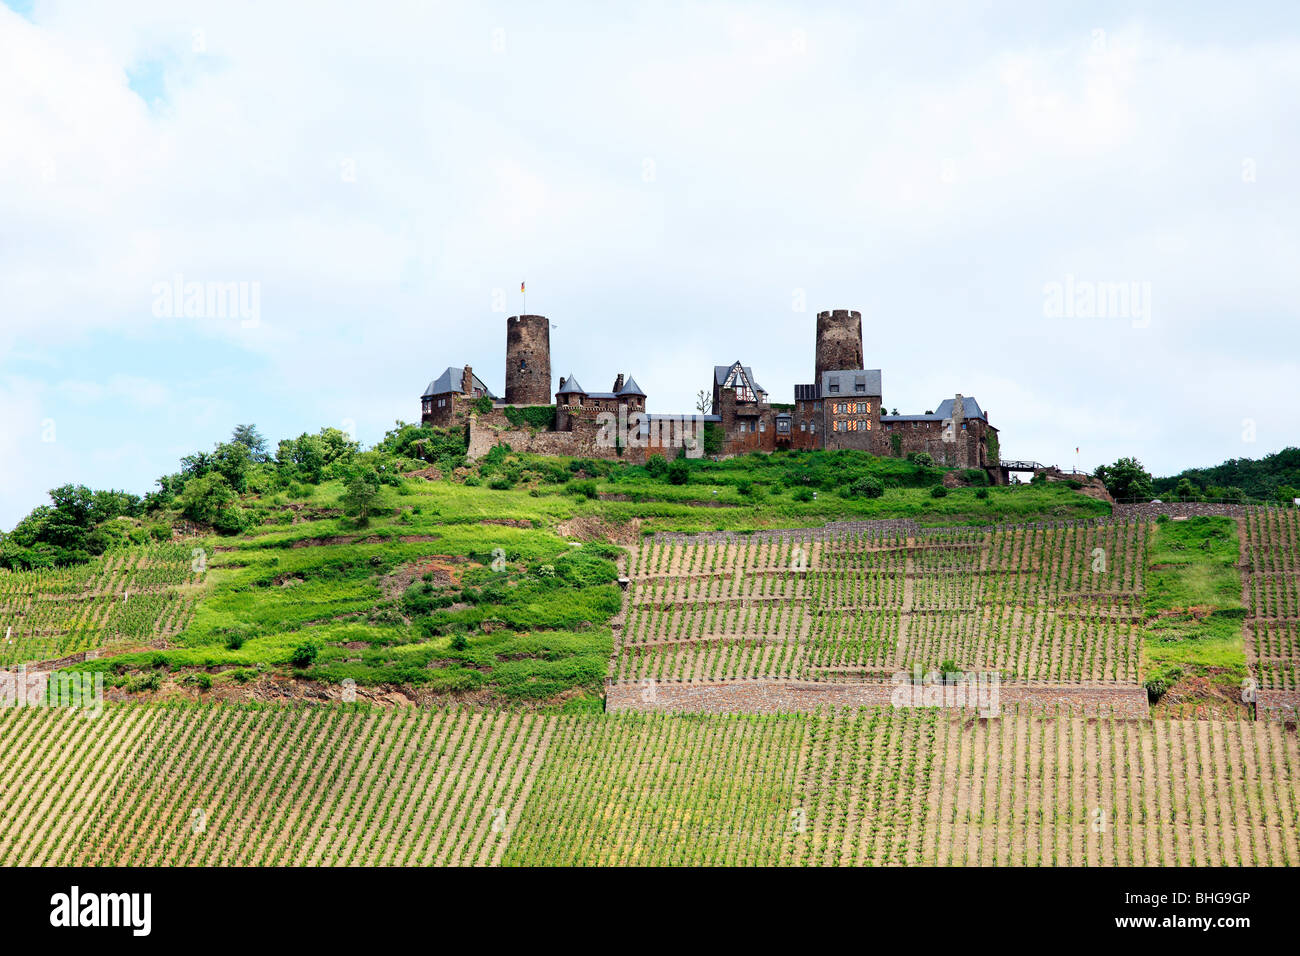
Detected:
[935,396,986,422]
[714,362,766,396]
[617,375,646,397]
[820,369,882,396]
[556,373,585,395]
[422,367,497,399]
[881,396,987,423]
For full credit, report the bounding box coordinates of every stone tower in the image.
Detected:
[505,314,551,405]
[814,309,864,380]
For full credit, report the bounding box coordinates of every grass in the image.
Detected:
[1142,516,1247,708]
[53,448,1114,705]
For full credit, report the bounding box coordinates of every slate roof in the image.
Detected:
[556,373,585,395]
[821,369,882,397]
[714,362,766,396]
[422,367,497,399]
[935,396,986,422]
[880,396,987,423]
[617,375,646,396]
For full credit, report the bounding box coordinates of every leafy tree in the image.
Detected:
[645,454,668,478]
[1094,456,1153,501]
[342,468,383,525]
[1171,477,1203,502]
[666,458,690,485]
[179,473,240,527]
[278,434,327,484]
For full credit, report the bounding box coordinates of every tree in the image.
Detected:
[1172,477,1203,502]
[695,390,713,416]
[212,441,252,492]
[666,458,690,485]
[342,468,382,525]
[179,473,241,529]
[1094,456,1153,501]
[231,424,270,462]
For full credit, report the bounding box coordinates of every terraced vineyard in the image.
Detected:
[616,518,1147,686]
[2,704,1294,867]
[0,544,203,667]
[1241,507,1300,693]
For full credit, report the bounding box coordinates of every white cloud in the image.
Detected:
[1,1,1298,527]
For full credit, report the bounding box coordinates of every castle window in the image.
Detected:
[520,359,527,370]
[758,420,766,432]
[799,422,806,432]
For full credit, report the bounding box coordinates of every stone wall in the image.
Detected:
[1113,502,1251,519]
[504,314,551,405]
[1257,690,1300,720]
[606,678,1149,717]
[814,309,864,380]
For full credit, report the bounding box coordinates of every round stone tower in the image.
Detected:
[814,309,864,380]
[505,314,552,405]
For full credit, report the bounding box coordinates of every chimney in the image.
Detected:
[613,373,625,393]
[953,393,965,424]
[462,365,474,396]
[558,376,566,391]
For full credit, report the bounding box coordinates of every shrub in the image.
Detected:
[930,485,948,498]
[503,405,555,429]
[473,396,494,414]
[565,480,599,500]
[666,459,690,485]
[847,476,884,499]
[645,455,668,478]
[1145,665,1183,703]
[180,672,213,691]
[975,487,989,499]
[907,452,935,467]
[289,641,320,669]
[791,486,814,502]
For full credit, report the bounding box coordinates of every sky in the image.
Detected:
[2,0,1298,529]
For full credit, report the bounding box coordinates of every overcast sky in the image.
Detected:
[3,0,1298,528]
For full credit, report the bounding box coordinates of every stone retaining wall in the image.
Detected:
[1257,690,1300,720]
[1113,502,1251,519]
[606,679,1149,717]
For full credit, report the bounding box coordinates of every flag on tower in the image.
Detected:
[520,281,525,293]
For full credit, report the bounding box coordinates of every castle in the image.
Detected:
[421,308,1001,478]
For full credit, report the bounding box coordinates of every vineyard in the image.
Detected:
[615,518,1147,687]
[1240,507,1300,692]
[0,544,203,667]
[0,704,1294,867]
